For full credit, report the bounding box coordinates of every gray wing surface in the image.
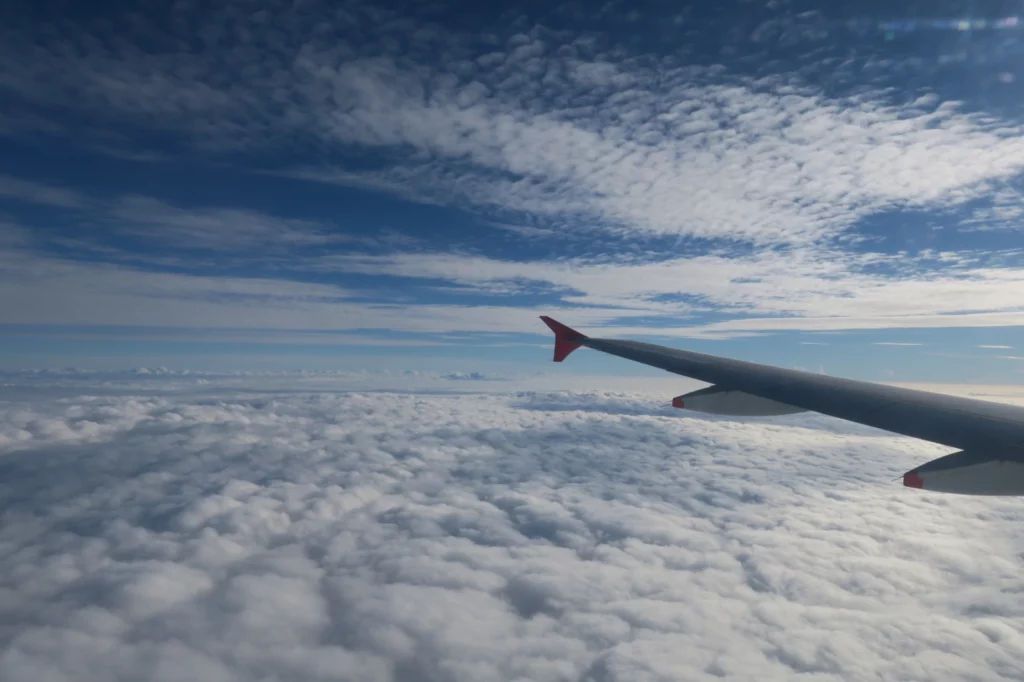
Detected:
[540,316,1024,495]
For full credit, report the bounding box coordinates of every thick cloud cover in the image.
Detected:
[3,375,1024,681]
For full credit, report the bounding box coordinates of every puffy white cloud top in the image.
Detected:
[2,377,1024,681]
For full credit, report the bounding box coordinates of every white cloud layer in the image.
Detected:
[3,375,1024,681]
[6,213,1024,338]
[315,249,1024,335]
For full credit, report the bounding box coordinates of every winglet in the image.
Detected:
[540,316,586,362]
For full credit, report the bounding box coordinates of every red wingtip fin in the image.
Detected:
[540,316,586,362]
[671,396,685,409]
[903,471,924,489]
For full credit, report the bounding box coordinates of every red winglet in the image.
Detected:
[903,471,924,489]
[671,396,685,409]
[540,316,586,362]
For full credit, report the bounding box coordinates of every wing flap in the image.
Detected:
[903,450,1024,495]
[673,385,806,416]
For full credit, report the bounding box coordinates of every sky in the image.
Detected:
[6,0,1024,380]
[9,5,1024,679]
[5,371,1024,681]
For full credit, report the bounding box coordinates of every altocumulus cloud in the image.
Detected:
[3,376,1024,681]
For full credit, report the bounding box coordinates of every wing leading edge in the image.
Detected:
[539,316,1024,495]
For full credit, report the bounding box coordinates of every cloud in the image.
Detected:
[440,371,491,381]
[3,375,1024,681]
[0,174,87,209]
[5,2,1024,249]
[6,2,1024,342]
[872,342,924,346]
[961,188,1024,232]
[286,70,1024,247]
[5,222,1024,337]
[0,325,469,352]
[0,224,664,335]
[669,310,1024,336]
[0,244,365,326]
[309,249,1024,334]
[105,196,346,252]
[978,345,1013,349]
[0,250,657,334]
[0,180,354,255]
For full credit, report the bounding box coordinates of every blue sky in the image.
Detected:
[4,0,1024,381]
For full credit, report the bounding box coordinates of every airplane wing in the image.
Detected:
[540,316,1024,495]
